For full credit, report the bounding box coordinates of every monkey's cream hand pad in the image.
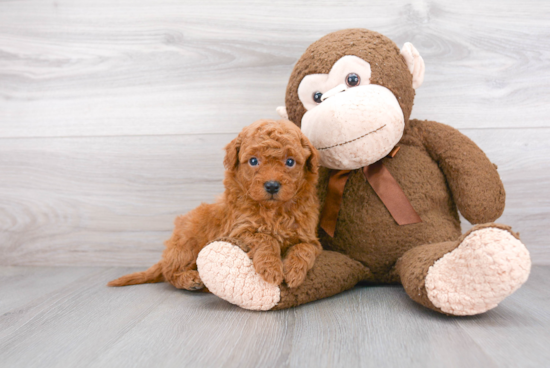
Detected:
[197,241,281,311]
[425,227,531,316]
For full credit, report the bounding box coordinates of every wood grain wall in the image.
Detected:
[1,0,549,266]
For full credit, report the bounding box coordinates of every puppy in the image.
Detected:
[108,119,321,290]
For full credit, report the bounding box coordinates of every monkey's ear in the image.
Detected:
[400,42,425,89]
[276,106,288,119]
[301,136,319,175]
[223,135,242,170]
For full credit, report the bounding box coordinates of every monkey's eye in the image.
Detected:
[285,158,295,167]
[346,73,360,87]
[313,91,323,103]
[249,157,259,166]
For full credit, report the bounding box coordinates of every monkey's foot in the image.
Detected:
[196,241,280,311]
[425,226,531,316]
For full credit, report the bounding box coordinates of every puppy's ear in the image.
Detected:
[301,136,319,175]
[223,135,242,170]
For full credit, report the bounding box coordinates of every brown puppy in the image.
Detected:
[108,119,321,290]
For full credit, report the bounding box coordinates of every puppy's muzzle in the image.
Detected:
[264,181,281,195]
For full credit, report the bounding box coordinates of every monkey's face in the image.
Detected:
[297,56,405,169]
[280,29,425,171]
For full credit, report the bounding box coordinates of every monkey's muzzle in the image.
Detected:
[301,85,405,170]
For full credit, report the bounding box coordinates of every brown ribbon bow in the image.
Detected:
[319,147,422,237]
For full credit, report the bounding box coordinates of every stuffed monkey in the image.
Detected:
[197,29,531,315]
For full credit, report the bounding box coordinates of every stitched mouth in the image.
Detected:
[316,124,386,151]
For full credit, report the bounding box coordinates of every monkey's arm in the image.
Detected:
[411,119,505,224]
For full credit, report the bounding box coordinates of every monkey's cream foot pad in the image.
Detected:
[425,228,531,316]
[197,241,280,311]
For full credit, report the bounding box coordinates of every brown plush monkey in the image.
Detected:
[197,29,531,315]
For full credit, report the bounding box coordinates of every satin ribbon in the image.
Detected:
[319,170,352,237]
[320,147,422,237]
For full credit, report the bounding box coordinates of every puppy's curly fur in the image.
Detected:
[108,119,321,290]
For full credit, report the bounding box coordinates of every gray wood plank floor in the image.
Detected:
[0,266,548,368]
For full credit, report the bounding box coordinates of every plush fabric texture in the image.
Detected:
[425,225,531,315]
[301,85,405,169]
[199,29,530,315]
[269,28,528,315]
[273,250,373,310]
[197,240,280,311]
[395,240,459,313]
[285,29,415,128]
[400,42,425,89]
[315,119,508,279]
[198,239,371,311]
[297,55,372,111]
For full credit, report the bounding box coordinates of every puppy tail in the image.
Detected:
[107,263,165,287]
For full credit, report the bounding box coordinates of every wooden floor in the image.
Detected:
[1,266,549,368]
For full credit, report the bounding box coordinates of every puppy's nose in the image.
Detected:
[264,181,281,194]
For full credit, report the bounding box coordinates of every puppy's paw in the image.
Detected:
[283,255,309,288]
[254,256,284,286]
[175,270,204,291]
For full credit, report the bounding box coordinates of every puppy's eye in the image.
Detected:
[313,91,323,104]
[346,73,360,87]
[285,158,295,167]
[249,157,259,166]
